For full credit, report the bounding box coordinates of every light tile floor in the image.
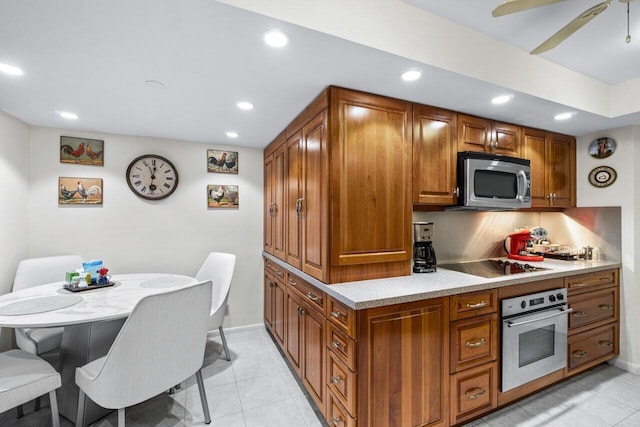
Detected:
[1,325,639,426]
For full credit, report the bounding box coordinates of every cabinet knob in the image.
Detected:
[453,187,460,197]
[269,281,274,288]
[331,375,342,385]
[330,416,343,426]
[331,341,341,349]
[331,311,342,319]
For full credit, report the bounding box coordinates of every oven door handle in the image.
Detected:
[506,308,573,327]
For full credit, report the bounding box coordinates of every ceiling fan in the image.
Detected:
[493,0,636,54]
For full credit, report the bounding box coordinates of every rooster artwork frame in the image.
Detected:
[59,177,103,205]
[207,149,238,174]
[60,136,104,166]
[207,184,239,208]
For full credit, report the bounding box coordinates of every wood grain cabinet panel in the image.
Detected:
[328,352,357,416]
[328,297,356,339]
[566,269,618,294]
[457,114,521,156]
[327,323,357,371]
[286,131,303,268]
[568,324,618,373]
[264,135,286,258]
[450,314,498,373]
[412,105,458,205]
[568,287,617,332]
[303,304,326,411]
[285,289,303,375]
[450,362,498,425]
[327,391,357,427]
[450,290,497,320]
[287,272,325,312]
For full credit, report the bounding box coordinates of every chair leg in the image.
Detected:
[118,408,125,427]
[16,404,24,418]
[35,396,41,411]
[76,389,86,427]
[219,326,231,361]
[195,369,211,424]
[49,390,60,427]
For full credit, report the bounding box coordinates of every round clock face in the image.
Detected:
[126,154,179,200]
[588,166,617,188]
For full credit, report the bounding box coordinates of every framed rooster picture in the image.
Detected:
[60,136,104,166]
[59,177,103,205]
[207,185,239,208]
[207,149,238,174]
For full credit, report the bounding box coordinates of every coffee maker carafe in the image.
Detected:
[413,222,437,273]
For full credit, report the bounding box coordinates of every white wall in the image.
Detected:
[576,126,639,373]
[27,126,264,328]
[0,111,30,349]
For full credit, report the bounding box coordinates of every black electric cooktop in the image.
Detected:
[438,259,549,278]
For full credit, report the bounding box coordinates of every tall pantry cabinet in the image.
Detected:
[264,87,413,284]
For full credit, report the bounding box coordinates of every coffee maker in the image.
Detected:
[413,222,437,273]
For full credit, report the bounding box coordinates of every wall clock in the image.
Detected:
[126,154,179,200]
[588,166,617,188]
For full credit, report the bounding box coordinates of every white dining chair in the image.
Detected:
[12,254,82,414]
[74,281,213,427]
[195,252,236,361]
[0,349,61,427]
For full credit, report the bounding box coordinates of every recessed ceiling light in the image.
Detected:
[58,111,78,120]
[491,95,513,105]
[401,69,421,81]
[226,131,239,138]
[554,112,574,121]
[0,63,24,76]
[263,30,289,48]
[237,101,254,111]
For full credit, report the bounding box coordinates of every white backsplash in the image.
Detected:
[413,207,621,263]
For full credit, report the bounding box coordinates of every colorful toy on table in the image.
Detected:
[97,268,110,285]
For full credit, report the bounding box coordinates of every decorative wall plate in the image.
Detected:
[588,166,617,188]
[588,137,616,159]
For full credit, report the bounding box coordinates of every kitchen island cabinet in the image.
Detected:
[264,255,620,427]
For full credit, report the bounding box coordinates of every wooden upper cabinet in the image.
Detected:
[522,127,576,207]
[286,130,303,269]
[330,87,413,268]
[458,114,521,156]
[413,105,458,205]
[264,134,286,258]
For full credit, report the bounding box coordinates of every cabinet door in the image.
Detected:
[273,144,286,259]
[301,111,328,281]
[522,128,550,207]
[285,289,303,375]
[492,122,521,156]
[413,105,458,205]
[264,270,274,328]
[264,153,274,254]
[358,298,449,427]
[286,131,303,268]
[303,303,326,412]
[272,278,286,348]
[458,114,491,152]
[330,88,412,266]
[549,133,576,207]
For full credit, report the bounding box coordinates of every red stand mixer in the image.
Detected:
[504,228,545,262]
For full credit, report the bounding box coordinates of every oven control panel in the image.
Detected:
[502,288,567,317]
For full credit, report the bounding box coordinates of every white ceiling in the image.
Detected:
[1,0,639,149]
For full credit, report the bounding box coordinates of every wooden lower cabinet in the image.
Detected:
[450,362,498,425]
[264,269,285,347]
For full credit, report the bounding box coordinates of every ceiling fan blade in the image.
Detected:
[492,0,568,17]
[530,0,612,54]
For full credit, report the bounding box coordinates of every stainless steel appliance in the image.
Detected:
[439,259,547,279]
[452,151,532,210]
[501,288,572,392]
[413,222,436,273]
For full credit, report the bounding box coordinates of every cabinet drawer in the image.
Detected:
[568,287,617,331]
[327,390,357,427]
[328,352,357,416]
[287,272,325,312]
[450,290,497,320]
[566,269,617,294]
[450,362,498,424]
[450,313,498,373]
[264,258,285,280]
[568,324,617,372]
[327,297,356,338]
[327,323,356,371]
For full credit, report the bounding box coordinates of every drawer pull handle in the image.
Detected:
[466,301,487,308]
[274,270,283,277]
[599,304,614,310]
[331,311,342,319]
[572,311,588,317]
[599,277,612,281]
[572,350,588,359]
[465,388,486,400]
[288,279,297,286]
[296,306,305,316]
[331,416,343,426]
[306,292,319,302]
[331,375,342,385]
[599,340,614,347]
[331,341,341,349]
[571,282,586,288]
[465,338,486,348]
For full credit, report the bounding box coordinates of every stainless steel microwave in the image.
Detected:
[452,151,531,210]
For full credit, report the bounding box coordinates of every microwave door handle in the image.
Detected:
[516,170,527,202]
[506,308,573,328]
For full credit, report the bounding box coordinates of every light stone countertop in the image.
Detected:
[263,253,621,310]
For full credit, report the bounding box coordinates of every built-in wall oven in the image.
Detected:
[501,288,572,392]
